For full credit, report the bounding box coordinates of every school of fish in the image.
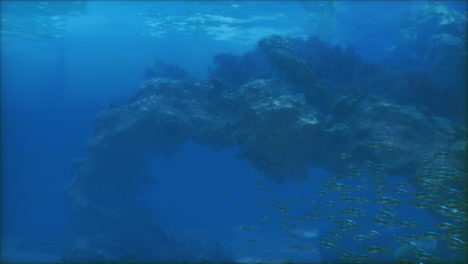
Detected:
[236,142,467,263]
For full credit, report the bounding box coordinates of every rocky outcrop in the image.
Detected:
[64,15,466,259]
[66,78,466,262]
[387,3,467,119]
[78,76,465,183]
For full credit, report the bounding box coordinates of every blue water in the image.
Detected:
[1,1,466,263]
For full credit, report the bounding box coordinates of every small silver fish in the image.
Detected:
[365,245,389,253]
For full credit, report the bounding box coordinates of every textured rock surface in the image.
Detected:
[63,7,467,257]
[79,77,465,184]
[65,76,466,262]
[388,3,467,119]
[396,2,467,69]
[65,75,466,260]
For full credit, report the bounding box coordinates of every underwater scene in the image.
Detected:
[1,1,467,264]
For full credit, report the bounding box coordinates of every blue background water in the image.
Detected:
[1,1,466,263]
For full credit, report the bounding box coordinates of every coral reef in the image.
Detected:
[385,3,467,120]
[65,75,465,260]
[143,59,189,80]
[210,51,271,88]
[258,35,315,88]
[64,5,467,258]
[80,77,465,184]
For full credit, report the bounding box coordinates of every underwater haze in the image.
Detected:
[1,1,467,264]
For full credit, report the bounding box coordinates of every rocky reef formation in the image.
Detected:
[64,75,466,261]
[394,2,467,73]
[143,58,190,81]
[64,3,466,261]
[385,2,467,120]
[78,76,466,184]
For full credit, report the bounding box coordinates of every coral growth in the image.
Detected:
[143,59,189,80]
[65,6,467,259]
